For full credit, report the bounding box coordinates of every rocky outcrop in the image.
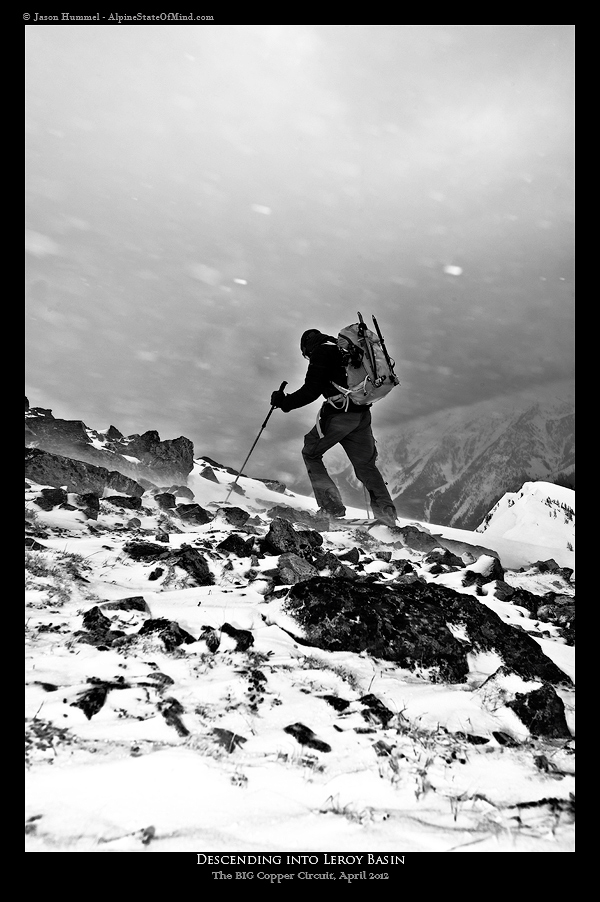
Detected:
[25,406,194,487]
[25,448,146,497]
[284,577,572,687]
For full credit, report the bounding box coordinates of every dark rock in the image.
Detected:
[76,606,127,649]
[263,520,323,559]
[71,685,109,719]
[175,503,214,525]
[172,544,214,586]
[138,618,196,651]
[82,606,113,632]
[167,484,194,500]
[321,695,351,712]
[492,580,515,601]
[25,448,146,497]
[296,529,324,550]
[537,597,575,626]
[148,567,165,581]
[199,466,220,483]
[258,479,287,494]
[395,525,443,553]
[220,622,254,651]
[212,728,247,751]
[104,494,143,510]
[124,431,194,481]
[266,505,329,531]
[312,550,357,579]
[424,548,464,569]
[215,506,251,528]
[492,731,521,747]
[201,627,221,652]
[284,577,572,686]
[100,596,151,613]
[35,487,68,511]
[263,517,307,556]
[155,492,177,510]
[25,538,47,550]
[338,547,361,564]
[397,561,417,576]
[506,683,571,739]
[217,534,252,556]
[124,541,171,561]
[277,552,319,585]
[533,559,561,573]
[159,697,189,736]
[509,587,542,617]
[285,577,469,682]
[199,456,238,475]
[26,414,91,450]
[462,555,505,587]
[360,694,394,727]
[284,722,331,752]
[74,491,100,520]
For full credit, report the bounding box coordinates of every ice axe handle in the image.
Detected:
[263,381,287,427]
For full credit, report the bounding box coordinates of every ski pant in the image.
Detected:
[301,406,397,520]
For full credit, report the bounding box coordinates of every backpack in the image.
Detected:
[330,312,400,409]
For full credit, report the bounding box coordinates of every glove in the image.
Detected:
[270,390,288,409]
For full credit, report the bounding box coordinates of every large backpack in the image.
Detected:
[330,312,400,409]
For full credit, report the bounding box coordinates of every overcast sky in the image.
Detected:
[25,24,574,487]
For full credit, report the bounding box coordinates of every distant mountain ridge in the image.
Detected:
[329,381,574,530]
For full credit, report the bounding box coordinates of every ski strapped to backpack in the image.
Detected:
[329,312,400,409]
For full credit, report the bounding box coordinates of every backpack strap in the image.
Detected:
[331,378,371,403]
[327,390,350,411]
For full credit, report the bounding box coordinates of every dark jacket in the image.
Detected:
[280,333,367,414]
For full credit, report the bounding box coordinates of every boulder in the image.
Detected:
[138,618,196,651]
[507,683,572,739]
[171,545,214,586]
[217,534,253,556]
[277,552,319,585]
[284,577,572,686]
[175,503,213,525]
[104,495,143,511]
[35,487,68,511]
[155,492,177,510]
[261,518,324,560]
[266,505,329,531]
[25,448,145,497]
[214,506,251,528]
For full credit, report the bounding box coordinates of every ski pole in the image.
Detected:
[224,380,288,504]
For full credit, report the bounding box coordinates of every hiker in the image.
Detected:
[270,328,398,527]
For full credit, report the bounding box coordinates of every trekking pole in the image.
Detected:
[223,381,288,504]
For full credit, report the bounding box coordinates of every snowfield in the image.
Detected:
[25,462,575,858]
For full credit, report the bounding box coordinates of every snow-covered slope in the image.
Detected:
[476,481,574,551]
[25,451,575,856]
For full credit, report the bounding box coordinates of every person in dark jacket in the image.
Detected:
[270,329,398,526]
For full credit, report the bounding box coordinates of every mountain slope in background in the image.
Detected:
[25,400,575,853]
[327,381,573,530]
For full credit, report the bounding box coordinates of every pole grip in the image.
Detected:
[279,380,288,392]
